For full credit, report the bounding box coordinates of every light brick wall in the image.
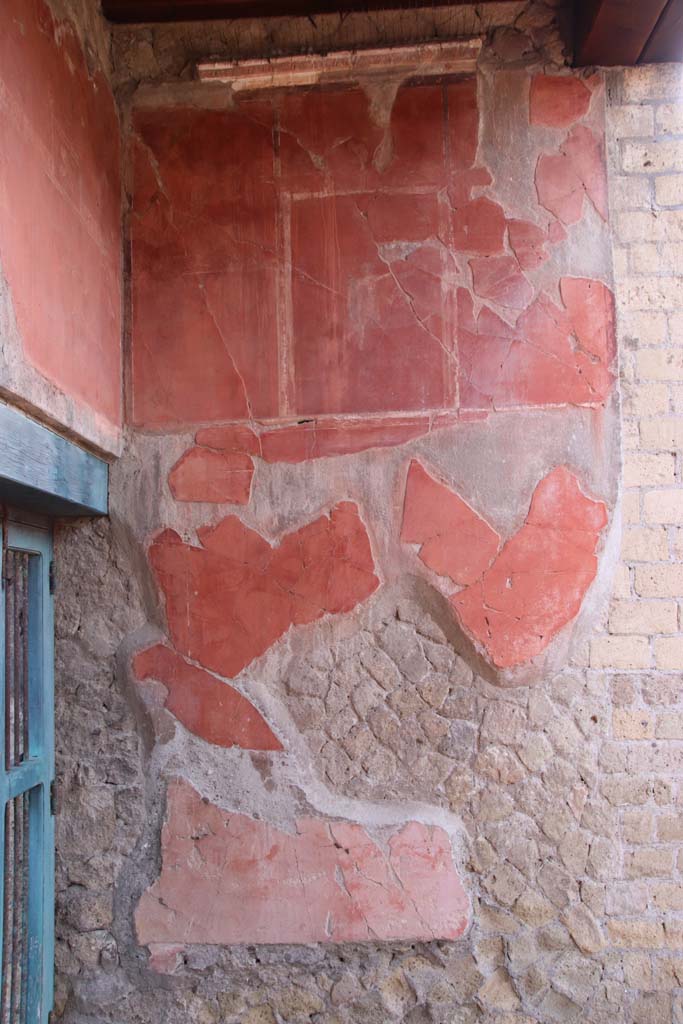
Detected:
[597,63,683,674]
[587,65,683,1001]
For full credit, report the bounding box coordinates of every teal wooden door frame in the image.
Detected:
[0,520,54,1023]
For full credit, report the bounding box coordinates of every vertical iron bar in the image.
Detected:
[10,798,21,1022]
[20,795,29,1022]
[1,801,12,1023]
[4,553,12,773]
[13,559,22,770]
[21,558,28,765]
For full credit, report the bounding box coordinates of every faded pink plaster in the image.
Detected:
[0,0,122,428]
[135,779,470,945]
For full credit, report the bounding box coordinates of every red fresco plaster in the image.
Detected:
[194,413,463,465]
[529,75,592,129]
[131,80,484,428]
[131,74,614,435]
[469,255,534,310]
[536,125,608,225]
[450,467,608,668]
[133,644,282,751]
[507,219,550,271]
[0,0,122,426]
[135,779,470,945]
[451,197,506,255]
[149,503,379,678]
[194,425,262,455]
[401,460,500,586]
[168,447,254,504]
[458,277,615,411]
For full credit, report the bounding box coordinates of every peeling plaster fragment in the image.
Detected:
[529,75,592,129]
[149,502,379,679]
[135,779,470,945]
[147,944,184,974]
[400,465,607,669]
[168,446,254,504]
[258,416,441,463]
[458,277,615,411]
[507,218,550,270]
[401,460,500,586]
[194,424,262,454]
[452,467,608,669]
[133,643,283,751]
[194,413,464,464]
[469,255,533,310]
[535,124,608,225]
[452,197,506,255]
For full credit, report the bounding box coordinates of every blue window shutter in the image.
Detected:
[0,522,54,1023]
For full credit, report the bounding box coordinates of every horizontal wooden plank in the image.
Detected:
[102,0,503,21]
[0,404,108,517]
[640,0,683,62]
[574,0,668,66]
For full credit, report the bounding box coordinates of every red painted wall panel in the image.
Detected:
[0,0,122,432]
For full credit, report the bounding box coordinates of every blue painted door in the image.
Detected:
[0,522,54,1023]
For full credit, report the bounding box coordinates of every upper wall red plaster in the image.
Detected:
[0,0,122,429]
[130,74,614,443]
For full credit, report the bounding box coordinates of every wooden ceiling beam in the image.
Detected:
[640,0,683,63]
[574,0,669,65]
[102,0,502,23]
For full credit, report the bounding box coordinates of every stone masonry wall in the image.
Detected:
[50,8,683,1024]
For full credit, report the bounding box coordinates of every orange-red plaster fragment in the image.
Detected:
[451,467,608,668]
[133,644,282,750]
[149,503,378,678]
[401,460,500,585]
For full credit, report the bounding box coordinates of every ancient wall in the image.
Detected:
[0,0,123,453]
[50,5,683,1024]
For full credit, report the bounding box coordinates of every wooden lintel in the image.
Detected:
[0,404,109,517]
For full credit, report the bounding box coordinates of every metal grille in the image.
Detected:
[1,551,33,1024]
[1,793,31,1023]
[4,552,29,771]
[0,530,53,1024]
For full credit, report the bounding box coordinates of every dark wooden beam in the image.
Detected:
[640,0,683,62]
[574,0,669,66]
[102,0,501,22]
